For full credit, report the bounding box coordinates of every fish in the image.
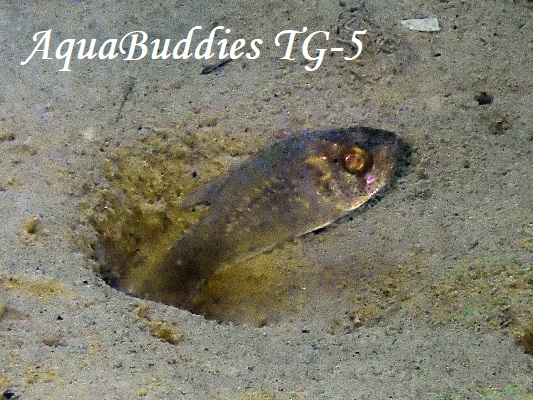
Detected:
[132,126,407,307]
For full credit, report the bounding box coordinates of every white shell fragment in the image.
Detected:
[401,18,441,32]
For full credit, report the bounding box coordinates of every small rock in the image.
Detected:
[475,91,493,105]
[401,18,441,32]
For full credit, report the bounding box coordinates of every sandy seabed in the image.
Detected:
[0,1,531,399]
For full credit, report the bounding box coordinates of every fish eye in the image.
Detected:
[332,157,339,163]
[343,146,373,175]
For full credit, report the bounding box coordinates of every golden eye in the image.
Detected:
[343,146,373,175]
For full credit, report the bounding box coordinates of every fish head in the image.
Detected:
[303,127,405,212]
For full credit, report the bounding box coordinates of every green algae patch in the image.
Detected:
[19,217,49,244]
[0,374,11,389]
[0,274,71,299]
[514,319,533,354]
[232,388,305,400]
[328,252,532,342]
[423,257,531,330]
[136,303,183,344]
[25,366,60,384]
[517,219,533,251]
[432,382,527,400]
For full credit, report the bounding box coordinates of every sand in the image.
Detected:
[0,0,531,399]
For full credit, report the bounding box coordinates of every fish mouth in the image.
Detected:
[357,127,411,203]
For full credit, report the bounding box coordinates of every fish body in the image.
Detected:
[135,126,406,306]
